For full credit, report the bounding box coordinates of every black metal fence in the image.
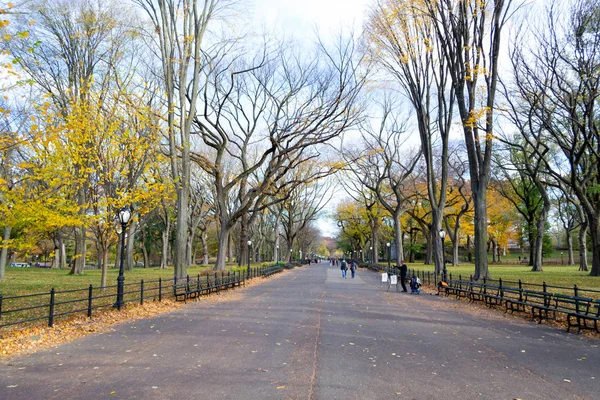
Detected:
[0,265,285,330]
[365,263,600,299]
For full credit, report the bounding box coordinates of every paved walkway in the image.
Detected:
[0,261,598,399]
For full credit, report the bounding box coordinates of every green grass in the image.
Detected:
[0,263,272,329]
[0,263,261,298]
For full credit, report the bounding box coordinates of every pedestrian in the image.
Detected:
[341,259,348,278]
[396,261,408,292]
[350,259,357,278]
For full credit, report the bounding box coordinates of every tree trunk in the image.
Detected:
[142,239,150,268]
[125,219,137,272]
[394,210,404,263]
[579,222,589,272]
[431,209,443,274]
[239,213,249,267]
[491,240,497,263]
[174,183,190,278]
[274,210,281,263]
[186,234,194,267]
[473,190,490,280]
[589,217,600,276]
[0,225,11,280]
[566,229,574,265]
[371,220,379,264]
[70,225,86,275]
[201,231,209,266]
[424,229,432,265]
[59,238,66,269]
[160,217,170,269]
[214,225,229,270]
[532,215,546,272]
[100,245,108,290]
[528,225,535,267]
[227,231,232,263]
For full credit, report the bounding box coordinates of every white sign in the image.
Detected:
[390,275,397,285]
[381,272,388,282]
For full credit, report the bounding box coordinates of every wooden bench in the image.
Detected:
[470,283,501,305]
[567,298,599,333]
[173,274,242,302]
[173,276,205,303]
[263,266,283,277]
[505,289,552,316]
[445,280,473,299]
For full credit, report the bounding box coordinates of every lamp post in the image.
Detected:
[386,242,391,270]
[247,240,252,279]
[276,244,279,265]
[114,206,131,310]
[561,251,564,265]
[370,246,373,263]
[439,229,447,282]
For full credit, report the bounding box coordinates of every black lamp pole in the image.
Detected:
[387,242,391,270]
[276,245,279,265]
[440,229,447,282]
[247,240,252,279]
[114,206,131,310]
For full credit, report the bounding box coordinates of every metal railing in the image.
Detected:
[0,265,285,330]
[366,263,600,299]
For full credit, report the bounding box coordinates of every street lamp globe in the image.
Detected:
[439,229,446,239]
[119,206,131,225]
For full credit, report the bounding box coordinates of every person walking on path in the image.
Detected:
[396,261,408,292]
[341,259,348,278]
[350,259,357,278]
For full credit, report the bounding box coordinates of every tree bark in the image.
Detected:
[0,226,11,280]
[215,225,230,270]
[160,215,170,269]
[125,218,137,272]
[567,230,574,266]
[579,221,589,272]
[100,245,108,290]
[201,231,209,266]
[71,225,87,275]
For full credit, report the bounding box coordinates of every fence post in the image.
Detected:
[87,285,93,318]
[0,293,3,325]
[573,284,578,297]
[159,278,162,302]
[140,279,144,305]
[49,288,55,327]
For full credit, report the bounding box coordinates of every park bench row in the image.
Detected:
[172,266,284,302]
[440,280,600,333]
[173,273,243,302]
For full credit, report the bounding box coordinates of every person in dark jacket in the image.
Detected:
[350,259,357,278]
[341,259,348,278]
[396,261,408,292]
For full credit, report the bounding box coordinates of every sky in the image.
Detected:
[250,0,371,41]
[250,0,373,238]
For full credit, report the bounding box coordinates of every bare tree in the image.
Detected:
[506,0,600,276]
[423,0,518,280]
[341,95,420,265]
[191,38,366,270]
[366,0,454,275]
[134,0,226,278]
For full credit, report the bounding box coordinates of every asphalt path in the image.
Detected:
[0,261,598,400]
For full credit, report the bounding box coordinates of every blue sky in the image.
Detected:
[250,0,371,40]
